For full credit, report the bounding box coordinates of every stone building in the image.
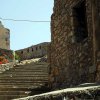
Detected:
[0,21,10,50]
[16,42,49,61]
[48,0,100,88]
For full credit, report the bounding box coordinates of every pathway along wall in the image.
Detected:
[48,0,100,89]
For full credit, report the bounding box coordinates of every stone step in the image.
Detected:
[0,74,48,77]
[2,72,48,75]
[0,74,48,76]
[10,70,48,72]
[4,65,48,71]
[0,91,30,95]
[4,72,48,75]
[14,65,48,68]
[12,69,48,72]
[13,68,48,70]
[0,80,48,83]
[12,65,48,68]
[15,64,48,67]
[0,62,49,100]
[5,71,48,74]
[0,85,45,89]
[1,74,48,76]
[21,62,48,65]
[0,85,47,89]
[0,82,47,85]
[15,65,48,67]
[0,81,48,83]
[0,76,48,78]
[0,95,27,100]
[0,79,48,81]
[0,76,48,79]
[0,81,48,84]
[10,68,47,71]
[0,78,48,80]
[0,86,43,91]
[3,70,48,73]
[0,84,47,87]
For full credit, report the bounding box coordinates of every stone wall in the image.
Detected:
[0,21,10,50]
[16,42,49,61]
[13,86,100,100]
[94,0,100,82]
[48,0,100,89]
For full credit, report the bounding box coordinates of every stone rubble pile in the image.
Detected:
[17,56,47,66]
[0,62,16,73]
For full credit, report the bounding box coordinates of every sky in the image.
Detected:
[0,0,54,50]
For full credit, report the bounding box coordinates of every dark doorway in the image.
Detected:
[73,0,88,43]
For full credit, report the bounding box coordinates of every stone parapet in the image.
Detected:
[13,86,100,100]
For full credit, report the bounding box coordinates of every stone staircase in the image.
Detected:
[0,62,49,100]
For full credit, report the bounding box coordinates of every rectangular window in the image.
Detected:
[27,49,29,52]
[39,46,41,49]
[36,47,38,50]
[21,51,23,54]
[73,0,88,43]
[5,38,8,41]
[32,48,34,52]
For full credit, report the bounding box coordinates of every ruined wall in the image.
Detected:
[49,0,100,89]
[16,42,49,61]
[0,21,10,50]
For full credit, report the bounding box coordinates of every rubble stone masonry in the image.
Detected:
[48,0,100,89]
[0,21,10,50]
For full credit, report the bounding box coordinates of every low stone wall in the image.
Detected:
[0,62,16,73]
[13,86,100,100]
